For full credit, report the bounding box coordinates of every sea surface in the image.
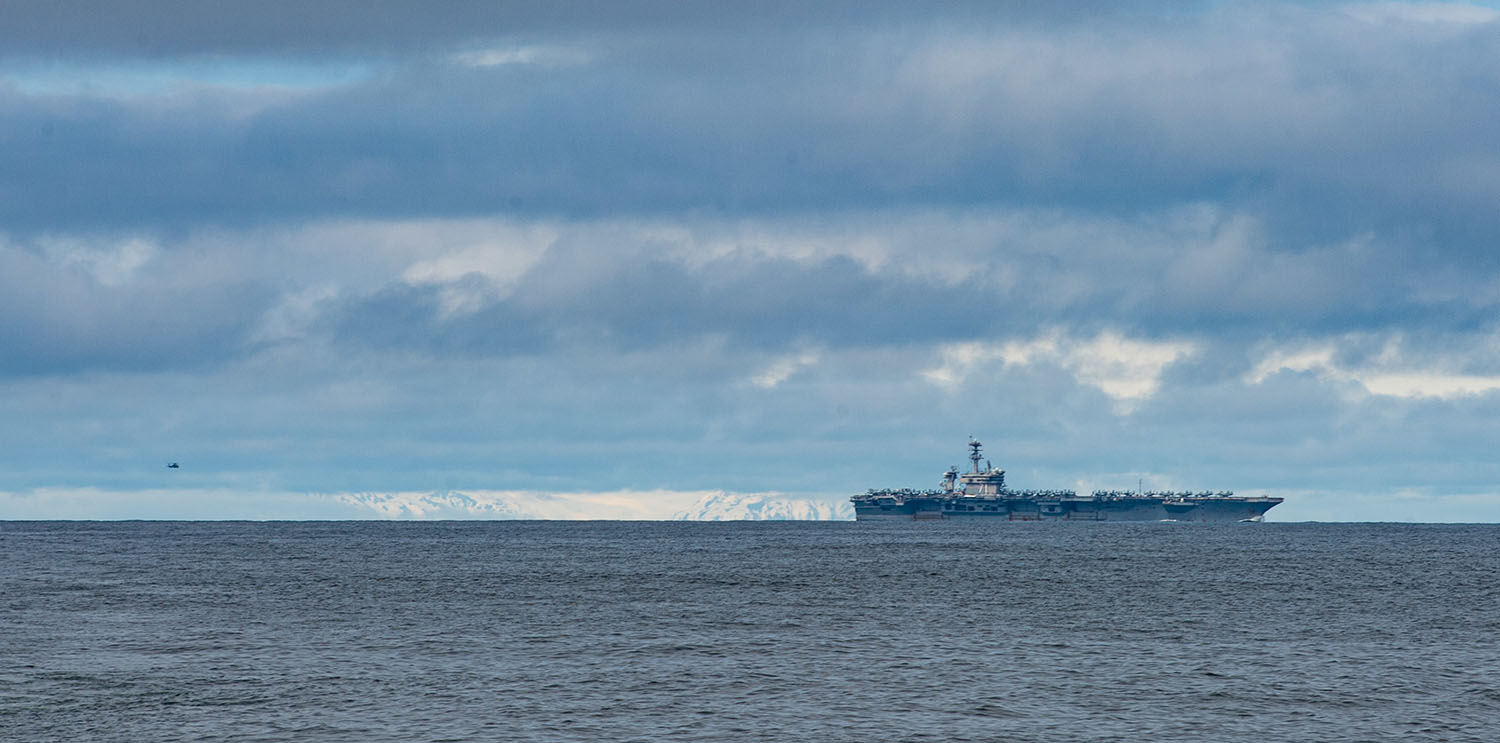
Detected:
[3,521,1498,742]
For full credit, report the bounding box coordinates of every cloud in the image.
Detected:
[398,222,556,317]
[1248,333,1500,399]
[1,57,372,100]
[1067,333,1198,403]
[0,236,273,374]
[1358,373,1500,398]
[0,2,1155,57]
[924,331,1196,413]
[329,242,986,356]
[2,2,1499,251]
[749,350,822,390]
[1342,2,1500,26]
[306,204,1500,363]
[40,235,158,287]
[7,203,1494,378]
[452,45,592,69]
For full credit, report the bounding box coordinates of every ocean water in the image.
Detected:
[3,521,1498,742]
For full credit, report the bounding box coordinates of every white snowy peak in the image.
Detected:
[672,492,854,521]
[334,491,531,519]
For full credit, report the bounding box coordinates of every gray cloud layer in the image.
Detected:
[2,2,1499,519]
[0,1,1153,55]
[3,3,1498,245]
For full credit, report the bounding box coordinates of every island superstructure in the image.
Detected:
[851,439,1282,522]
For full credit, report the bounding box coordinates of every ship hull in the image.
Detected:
[851,439,1282,522]
[854,496,1279,522]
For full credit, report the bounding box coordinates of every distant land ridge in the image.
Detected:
[334,491,529,519]
[672,492,855,521]
[327,490,853,520]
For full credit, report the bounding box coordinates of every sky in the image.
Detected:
[3,0,1500,521]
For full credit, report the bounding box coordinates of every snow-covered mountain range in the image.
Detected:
[327,489,853,520]
[671,491,854,521]
[333,491,531,519]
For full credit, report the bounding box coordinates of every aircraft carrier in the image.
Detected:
[852,439,1282,522]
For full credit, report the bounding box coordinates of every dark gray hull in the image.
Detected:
[852,439,1281,522]
[853,495,1281,522]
